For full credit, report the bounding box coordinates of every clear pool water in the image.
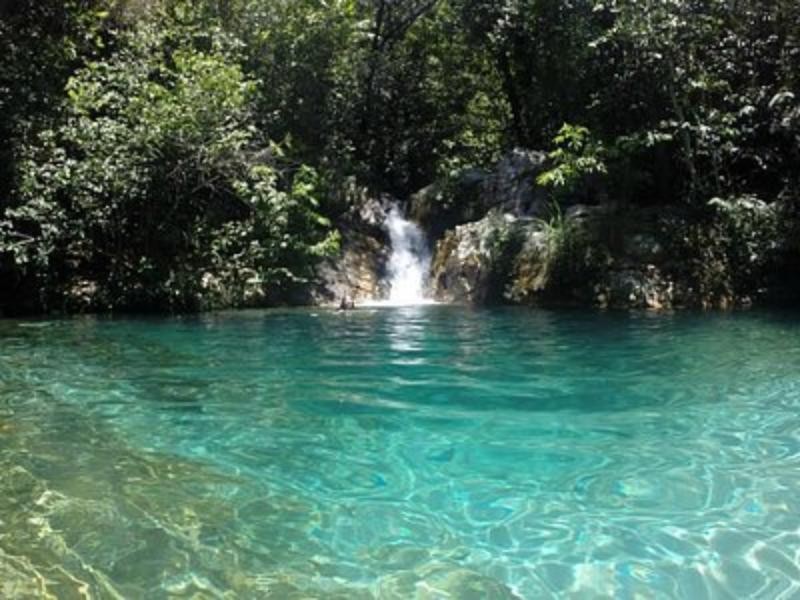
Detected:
[1,307,799,598]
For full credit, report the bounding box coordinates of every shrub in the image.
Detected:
[1,20,336,311]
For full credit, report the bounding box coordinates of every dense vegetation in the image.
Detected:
[1,0,798,314]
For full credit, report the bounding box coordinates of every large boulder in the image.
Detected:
[595,266,677,310]
[310,187,395,306]
[408,168,489,241]
[431,211,534,304]
[430,205,697,309]
[313,230,389,305]
[408,149,550,239]
[430,205,619,307]
[503,225,553,304]
[482,148,550,216]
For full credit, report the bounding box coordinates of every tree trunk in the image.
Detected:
[497,50,528,147]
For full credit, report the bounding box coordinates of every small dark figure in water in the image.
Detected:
[338,295,355,311]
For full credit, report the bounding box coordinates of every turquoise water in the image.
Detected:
[1,307,800,598]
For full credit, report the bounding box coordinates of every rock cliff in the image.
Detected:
[317,149,793,310]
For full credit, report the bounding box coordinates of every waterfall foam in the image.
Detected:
[363,204,434,306]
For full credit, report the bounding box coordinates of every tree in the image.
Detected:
[1,15,336,312]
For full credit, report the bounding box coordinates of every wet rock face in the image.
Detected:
[309,188,396,306]
[409,149,550,239]
[429,206,691,310]
[596,266,676,310]
[354,194,393,229]
[313,231,389,305]
[623,233,665,264]
[431,212,538,305]
[482,148,550,217]
[408,169,489,241]
[430,220,497,305]
[504,227,552,304]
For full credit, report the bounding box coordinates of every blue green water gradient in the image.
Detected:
[1,307,799,598]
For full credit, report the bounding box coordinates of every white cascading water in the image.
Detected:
[381,205,433,305]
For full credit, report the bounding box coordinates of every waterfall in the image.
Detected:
[371,205,433,306]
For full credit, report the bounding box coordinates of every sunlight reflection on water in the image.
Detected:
[0,307,799,598]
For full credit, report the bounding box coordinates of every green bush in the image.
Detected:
[708,195,779,293]
[537,203,608,296]
[661,196,779,305]
[1,19,336,312]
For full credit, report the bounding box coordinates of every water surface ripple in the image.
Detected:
[1,307,799,598]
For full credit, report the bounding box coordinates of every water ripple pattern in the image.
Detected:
[1,307,799,598]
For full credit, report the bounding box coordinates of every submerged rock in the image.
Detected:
[376,563,521,599]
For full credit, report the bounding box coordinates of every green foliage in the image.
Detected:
[1,0,799,312]
[594,0,800,204]
[2,18,334,311]
[660,196,780,305]
[537,125,607,191]
[0,0,113,228]
[708,196,779,291]
[346,1,506,191]
[535,203,607,294]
